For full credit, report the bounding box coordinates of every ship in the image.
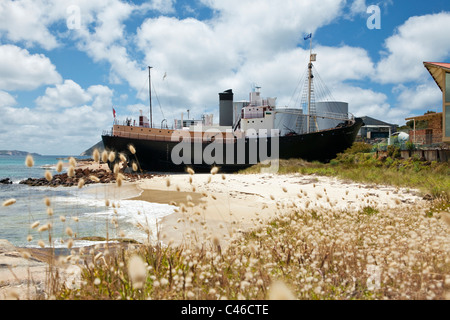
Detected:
[102,43,363,173]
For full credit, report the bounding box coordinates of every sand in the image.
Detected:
[41,158,428,247]
[0,161,427,299]
[132,171,425,248]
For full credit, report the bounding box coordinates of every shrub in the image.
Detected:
[344,142,373,154]
[387,145,401,159]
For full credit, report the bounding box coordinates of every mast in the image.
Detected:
[307,34,317,133]
[148,66,153,128]
[307,37,312,134]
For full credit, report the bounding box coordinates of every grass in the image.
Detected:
[239,143,450,201]
[52,197,450,300]
[2,145,450,300]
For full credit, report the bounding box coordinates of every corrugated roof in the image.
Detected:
[360,116,397,127]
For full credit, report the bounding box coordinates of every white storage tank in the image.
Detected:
[274,108,304,136]
[314,101,348,130]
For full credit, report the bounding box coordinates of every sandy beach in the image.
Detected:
[0,160,428,299]
[131,171,425,248]
[73,157,427,247]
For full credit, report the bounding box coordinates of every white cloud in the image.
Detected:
[36,80,92,110]
[0,0,60,50]
[349,0,368,16]
[0,45,62,91]
[394,81,442,113]
[0,80,114,154]
[375,12,450,84]
[0,91,17,107]
[131,0,351,122]
[331,84,390,117]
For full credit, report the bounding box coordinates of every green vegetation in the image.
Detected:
[4,148,449,301]
[53,197,450,300]
[240,143,450,201]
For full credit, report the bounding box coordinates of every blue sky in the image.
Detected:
[0,0,449,155]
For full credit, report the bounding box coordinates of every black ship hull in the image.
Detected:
[102,118,363,173]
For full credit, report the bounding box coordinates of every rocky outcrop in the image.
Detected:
[19,169,158,187]
[0,178,12,185]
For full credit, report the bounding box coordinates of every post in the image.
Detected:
[148,66,153,128]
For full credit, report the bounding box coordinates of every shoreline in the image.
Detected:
[10,158,428,250]
[132,171,427,248]
[2,165,430,300]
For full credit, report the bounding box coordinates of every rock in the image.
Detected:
[422,194,433,201]
[0,178,12,185]
[0,239,81,300]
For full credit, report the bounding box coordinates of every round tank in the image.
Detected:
[314,101,348,130]
[274,108,304,136]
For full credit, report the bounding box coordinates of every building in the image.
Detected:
[358,116,398,140]
[405,112,443,146]
[424,62,450,143]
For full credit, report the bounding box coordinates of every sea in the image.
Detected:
[0,155,175,249]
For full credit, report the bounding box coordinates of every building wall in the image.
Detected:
[408,113,443,145]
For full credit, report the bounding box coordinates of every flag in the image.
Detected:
[113,107,116,118]
[304,33,312,41]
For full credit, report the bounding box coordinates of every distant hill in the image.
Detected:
[0,150,41,156]
[80,141,104,157]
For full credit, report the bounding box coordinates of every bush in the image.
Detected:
[405,141,415,151]
[344,142,373,154]
[387,145,401,159]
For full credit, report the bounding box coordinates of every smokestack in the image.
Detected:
[219,89,233,127]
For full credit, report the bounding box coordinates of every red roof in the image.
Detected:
[424,62,450,70]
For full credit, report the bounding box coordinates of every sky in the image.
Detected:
[0,0,449,155]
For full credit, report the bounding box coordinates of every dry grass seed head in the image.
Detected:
[69,157,77,167]
[101,150,108,163]
[129,144,136,154]
[108,151,116,163]
[68,166,75,178]
[90,175,100,183]
[267,281,296,300]
[114,163,120,175]
[128,255,147,289]
[2,198,16,207]
[30,221,40,229]
[25,155,34,168]
[93,149,100,162]
[45,170,53,182]
[116,173,124,187]
[56,161,64,173]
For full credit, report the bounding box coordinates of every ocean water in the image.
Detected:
[0,155,175,248]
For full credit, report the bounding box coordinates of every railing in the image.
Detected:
[114,118,174,130]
